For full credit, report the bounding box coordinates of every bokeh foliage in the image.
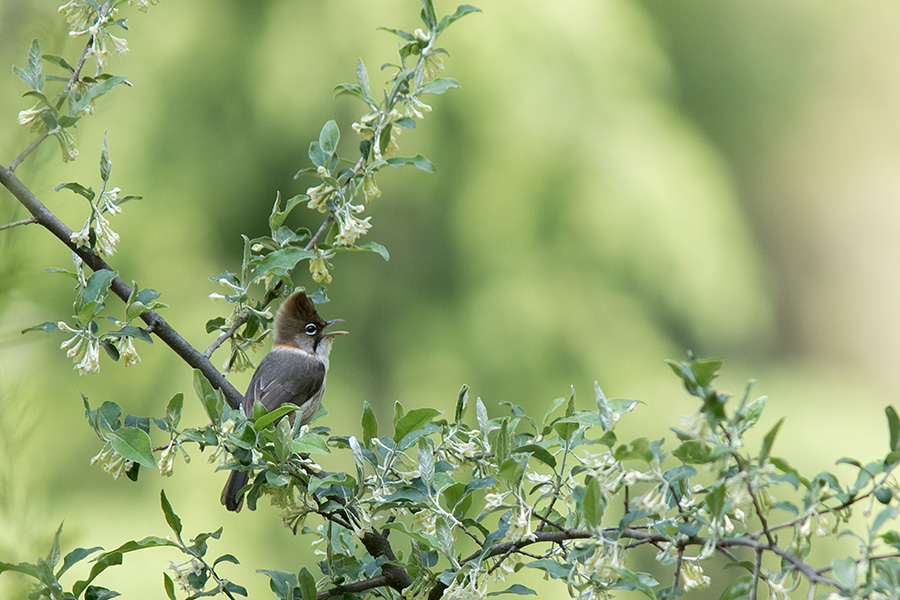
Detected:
[2,0,900,598]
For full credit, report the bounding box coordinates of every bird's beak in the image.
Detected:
[324,318,348,336]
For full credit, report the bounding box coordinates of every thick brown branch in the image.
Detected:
[361,528,413,590]
[317,575,390,600]
[0,163,243,409]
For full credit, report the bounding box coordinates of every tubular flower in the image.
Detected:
[680,561,711,592]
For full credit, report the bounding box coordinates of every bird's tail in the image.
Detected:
[221,470,250,512]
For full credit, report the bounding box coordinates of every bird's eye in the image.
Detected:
[304,323,318,335]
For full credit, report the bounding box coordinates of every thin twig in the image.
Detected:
[0,217,37,231]
[750,480,776,546]
[531,508,565,531]
[673,551,683,593]
[9,132,48,172]
[750,548,762,600]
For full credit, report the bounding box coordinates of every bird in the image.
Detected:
[220,290,347,511]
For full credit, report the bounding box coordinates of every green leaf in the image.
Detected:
[165,393,183,430]
[258,569,297,600]
[106,427,155,468]
[73,552,123,598]
[434,516,455,557]
[127,288,166,319]
[21,321,61,335]
[159,491,182,536]
[83,269,118,307]
[213,554,240,567]
[421,77,459,95]
[334,241,390,261]
[84,585,119,600]
[513,444,556,469]
[381,521,440,549]
[291,433,331,455]
[498,457,525,487]
[59,546,103,577]
[523,559,572,580]
[298,567,316,600]
[487,584,537,597]
[362,401,378,447]
[705,483,727,518]
[760,417,785,460]
[205,316,226,333]
[887,406,900,453]
[319,120,340,158]
[455,385,470,423]
[193,370,224,422]
[385,155,434,173]
[13,39,44,91]
[418,437,435,490]
[73,75,128,114]
[393,408,441,442]
[831,557,858,588]
[268,192,308,233]
[383,486,430,504]
[254,403,299,431]
[47,522,63,569]
[596,381,612,431]
[673,441,715,464]
[358,241,389,261]
[0,560,38,577]
[419,0,438,28]
[377,27,416,42]
[100,130,111,182]
[356,58,370,97]
[308,141,327,168]
[718,576,751,600]
[476,397,489,437]
[436,5,482,34]
[54,181,95,200]
[249,247,315,282]
[553,419,578,442]
[494,419,510,466]
[163,573,176,600]
[42,53,74,73]
[583,476,604,527]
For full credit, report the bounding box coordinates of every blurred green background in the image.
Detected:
[3,0,900,597]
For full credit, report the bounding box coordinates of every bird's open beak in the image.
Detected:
[324,318,348,336]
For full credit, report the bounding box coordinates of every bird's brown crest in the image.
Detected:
[274,291,326,343]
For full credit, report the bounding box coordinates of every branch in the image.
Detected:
[360,527,413,590]
[0,216,37,231]
[317,575,390,600]
[0,162,243,409]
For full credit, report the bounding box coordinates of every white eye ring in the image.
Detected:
[304,324,318,335]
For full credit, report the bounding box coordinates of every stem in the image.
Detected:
[0,217,37,231]
[750,549,762,600]
[0,162,243,409]
[750,480,776,546]
[8,132,49,172]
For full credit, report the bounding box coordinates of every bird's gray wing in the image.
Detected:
[242,348,325,416]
